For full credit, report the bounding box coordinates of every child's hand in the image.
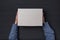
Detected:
[43,16,45,23]
[15,12,18,25]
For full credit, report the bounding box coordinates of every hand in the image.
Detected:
[43,16,45,23]
[15,12,18,25]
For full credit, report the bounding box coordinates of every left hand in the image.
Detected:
[15,12,18,25]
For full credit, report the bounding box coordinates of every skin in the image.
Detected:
[15,12,18,25]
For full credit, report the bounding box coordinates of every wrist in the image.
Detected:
[14,21,17,25]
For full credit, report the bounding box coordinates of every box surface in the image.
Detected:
[18,8,43,26]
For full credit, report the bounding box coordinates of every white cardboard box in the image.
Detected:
[18,8,43,26]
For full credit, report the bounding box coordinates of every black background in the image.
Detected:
[0,0,60,40]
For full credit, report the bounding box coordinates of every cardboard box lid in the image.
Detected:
[18,8,43,26]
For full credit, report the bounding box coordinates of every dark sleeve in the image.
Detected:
[9,24,18,40]
[43,22,55,40]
